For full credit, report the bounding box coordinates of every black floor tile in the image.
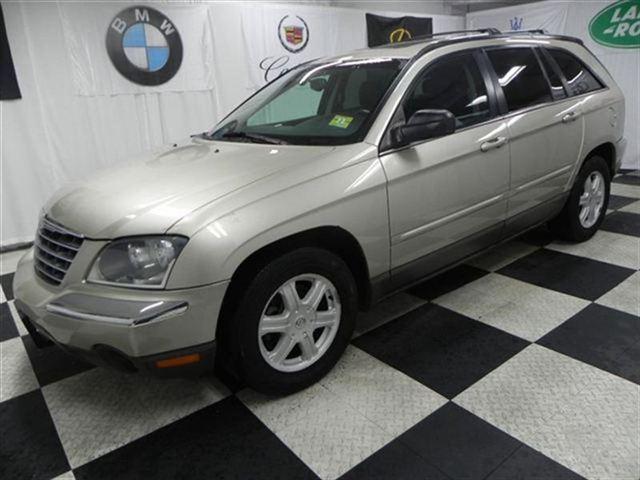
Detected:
[339,438,448,480]
[601,211,640,237]
[408,264,488,300]
[486,445,585,480]
[607,194,637,211]
[353,303,529,398]
[0,273,14,301]
[22,335,95,386]
[518,225,555,247]
[0,390,70,480]
[1,302,19,341]
[498,249,634,300]
[399,403,521,480]
[538,303,640,384]
[74,396,318,480]
[613,174,640,186]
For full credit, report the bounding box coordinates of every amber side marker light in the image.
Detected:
[155,353,201,368]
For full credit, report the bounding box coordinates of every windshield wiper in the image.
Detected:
[222,131,287,145]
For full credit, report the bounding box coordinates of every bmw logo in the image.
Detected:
[106,6,182,86]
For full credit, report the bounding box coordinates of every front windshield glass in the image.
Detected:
[208,58,406,146]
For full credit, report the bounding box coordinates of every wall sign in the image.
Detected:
[106,6,183,85]
[589,0,640,48]
[278,15,309,53]
[365,13,433,47]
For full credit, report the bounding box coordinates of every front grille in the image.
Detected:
[34,217,84,285]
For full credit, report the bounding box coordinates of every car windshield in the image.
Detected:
[207,58,406,146]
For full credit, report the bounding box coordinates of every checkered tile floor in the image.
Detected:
[2,171,639,480]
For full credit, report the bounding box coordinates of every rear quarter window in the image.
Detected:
[546,49,604,96]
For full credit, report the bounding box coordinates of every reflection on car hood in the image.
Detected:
[45,138,336,238]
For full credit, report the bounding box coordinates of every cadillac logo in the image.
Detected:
[278,15,309,53]
[106,6,183,86]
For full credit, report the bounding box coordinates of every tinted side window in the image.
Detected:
[538,51,567,100]
[403,52,490,129]
[487,47,552,111]
[547,49,604,96]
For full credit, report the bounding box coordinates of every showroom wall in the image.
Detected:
[0,1,462,248]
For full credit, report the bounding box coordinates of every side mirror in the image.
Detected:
[391,109,456,148]
[308,77,328,92]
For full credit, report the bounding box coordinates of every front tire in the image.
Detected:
[549,155,610,242]
[233,248,357,395]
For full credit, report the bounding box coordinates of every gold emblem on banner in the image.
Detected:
[389,27,412,43]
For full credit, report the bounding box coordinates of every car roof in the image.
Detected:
[324,30,583,62]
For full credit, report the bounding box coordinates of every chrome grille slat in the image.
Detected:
[34,239,75,262]
[38,231,80,251]
[35,252,68,273]
[34,217,84,286]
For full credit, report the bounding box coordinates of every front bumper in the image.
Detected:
[13,248,229,375]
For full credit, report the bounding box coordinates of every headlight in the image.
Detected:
[87,236,188,288]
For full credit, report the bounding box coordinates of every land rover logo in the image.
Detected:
[278,15,309,53]
[589,0,640,48]
[106,6,183,85]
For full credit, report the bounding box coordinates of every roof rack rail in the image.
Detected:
[504,29,548,35]
[407,28,501,42]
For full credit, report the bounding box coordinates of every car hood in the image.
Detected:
[45,138,336,238]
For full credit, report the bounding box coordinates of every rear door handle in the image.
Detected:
[480,136,507,152]
[562,111,579,123]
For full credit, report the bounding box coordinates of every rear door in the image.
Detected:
[484,46,584,227]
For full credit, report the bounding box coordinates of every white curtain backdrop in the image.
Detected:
[467,0,639,172]
[0,1,463,247]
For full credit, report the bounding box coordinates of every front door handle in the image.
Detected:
[562,111,579,123]
[480,136,507,152]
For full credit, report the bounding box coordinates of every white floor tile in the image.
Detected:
[354,292,426,337]
[620,200,640,214]
[547,230,640,270]
[321,346,446,437]
[455,345,640,480]
[468,240,539,272]
[0,249,28,276]
[0,337,38,402]
[596,271,640,316]
[241,383,393,480]
[434,273,589,341]
[7,300,28,336]
[43,368,227,468]
[611,183,640,199]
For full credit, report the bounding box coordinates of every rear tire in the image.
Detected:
[232,247,357,395]
[549,155,610,242]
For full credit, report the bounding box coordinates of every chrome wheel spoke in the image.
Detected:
[314,310,339,329]
[259,313,291,334]
[279,282,301,311]
[300,334,318,361]
[269,335,296,364]
[579,192,590,207]
[303,278,328,310]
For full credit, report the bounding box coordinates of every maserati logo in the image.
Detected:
[106,6,183,86]
[510,16,524,31]
[278,15,309,53]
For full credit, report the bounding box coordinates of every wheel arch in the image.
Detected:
[215,225,371,339]
[582,142,616,178]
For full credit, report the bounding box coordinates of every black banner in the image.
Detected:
[366,13,433,47]
[1,4,21,100]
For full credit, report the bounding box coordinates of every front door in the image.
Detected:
[380,50,510,287]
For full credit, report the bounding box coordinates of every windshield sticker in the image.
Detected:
[329,115,353,129]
